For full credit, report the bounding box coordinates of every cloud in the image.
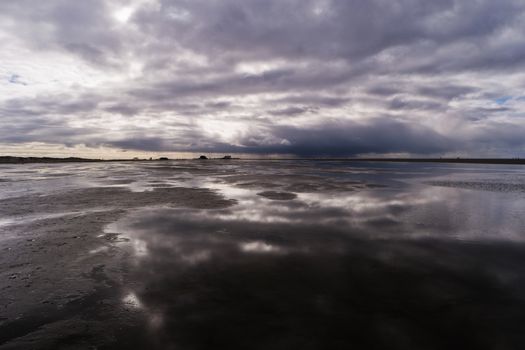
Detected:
[238,119,457,156]
[0,0,525,157]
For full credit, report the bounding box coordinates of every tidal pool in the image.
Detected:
[1,160,525,349]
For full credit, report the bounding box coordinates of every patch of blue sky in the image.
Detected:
[7,74,27,85]
[495,96,512,105]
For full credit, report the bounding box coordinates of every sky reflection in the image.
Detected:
[2,161,525,348]
[94,162,525,348]
[107,204,525,348]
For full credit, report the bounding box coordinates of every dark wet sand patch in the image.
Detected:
[257,191,298,200]
[0,183,239,347]
[2,171,38,174]
[0,211,127,343]
[427,181,525,193]
[0,186,236,216]
[102,232,130,242]
[38,173,73,177]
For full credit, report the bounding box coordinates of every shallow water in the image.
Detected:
[1,161,525,349]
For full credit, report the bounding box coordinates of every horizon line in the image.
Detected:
[1,155,525,165]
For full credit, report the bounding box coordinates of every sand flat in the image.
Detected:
[1,160,525,349]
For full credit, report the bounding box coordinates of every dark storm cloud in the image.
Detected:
[110,118,456,156]
[248,119,457,156]
[1,0,525,156]
[108,137,172,152]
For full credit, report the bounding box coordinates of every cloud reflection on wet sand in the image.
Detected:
[2,161,525,349]
[106,178,525,349]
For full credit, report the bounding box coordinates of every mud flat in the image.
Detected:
[0,184,235,349]
[257,191,297,200]
[1,160,525,349]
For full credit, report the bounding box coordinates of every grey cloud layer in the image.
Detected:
[1,0,525,156]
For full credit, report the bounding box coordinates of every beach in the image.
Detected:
[1,160,525,349]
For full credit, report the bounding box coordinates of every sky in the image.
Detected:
[1,0,525,158]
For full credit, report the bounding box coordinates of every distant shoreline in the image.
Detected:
[0,156,105,164]
[1,155,524,165]
[262,158,525,165]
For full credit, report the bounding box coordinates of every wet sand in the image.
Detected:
[1,161,525,349]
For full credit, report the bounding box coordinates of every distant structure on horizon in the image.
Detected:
[222,155,232,159]
[199,155,208,160]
